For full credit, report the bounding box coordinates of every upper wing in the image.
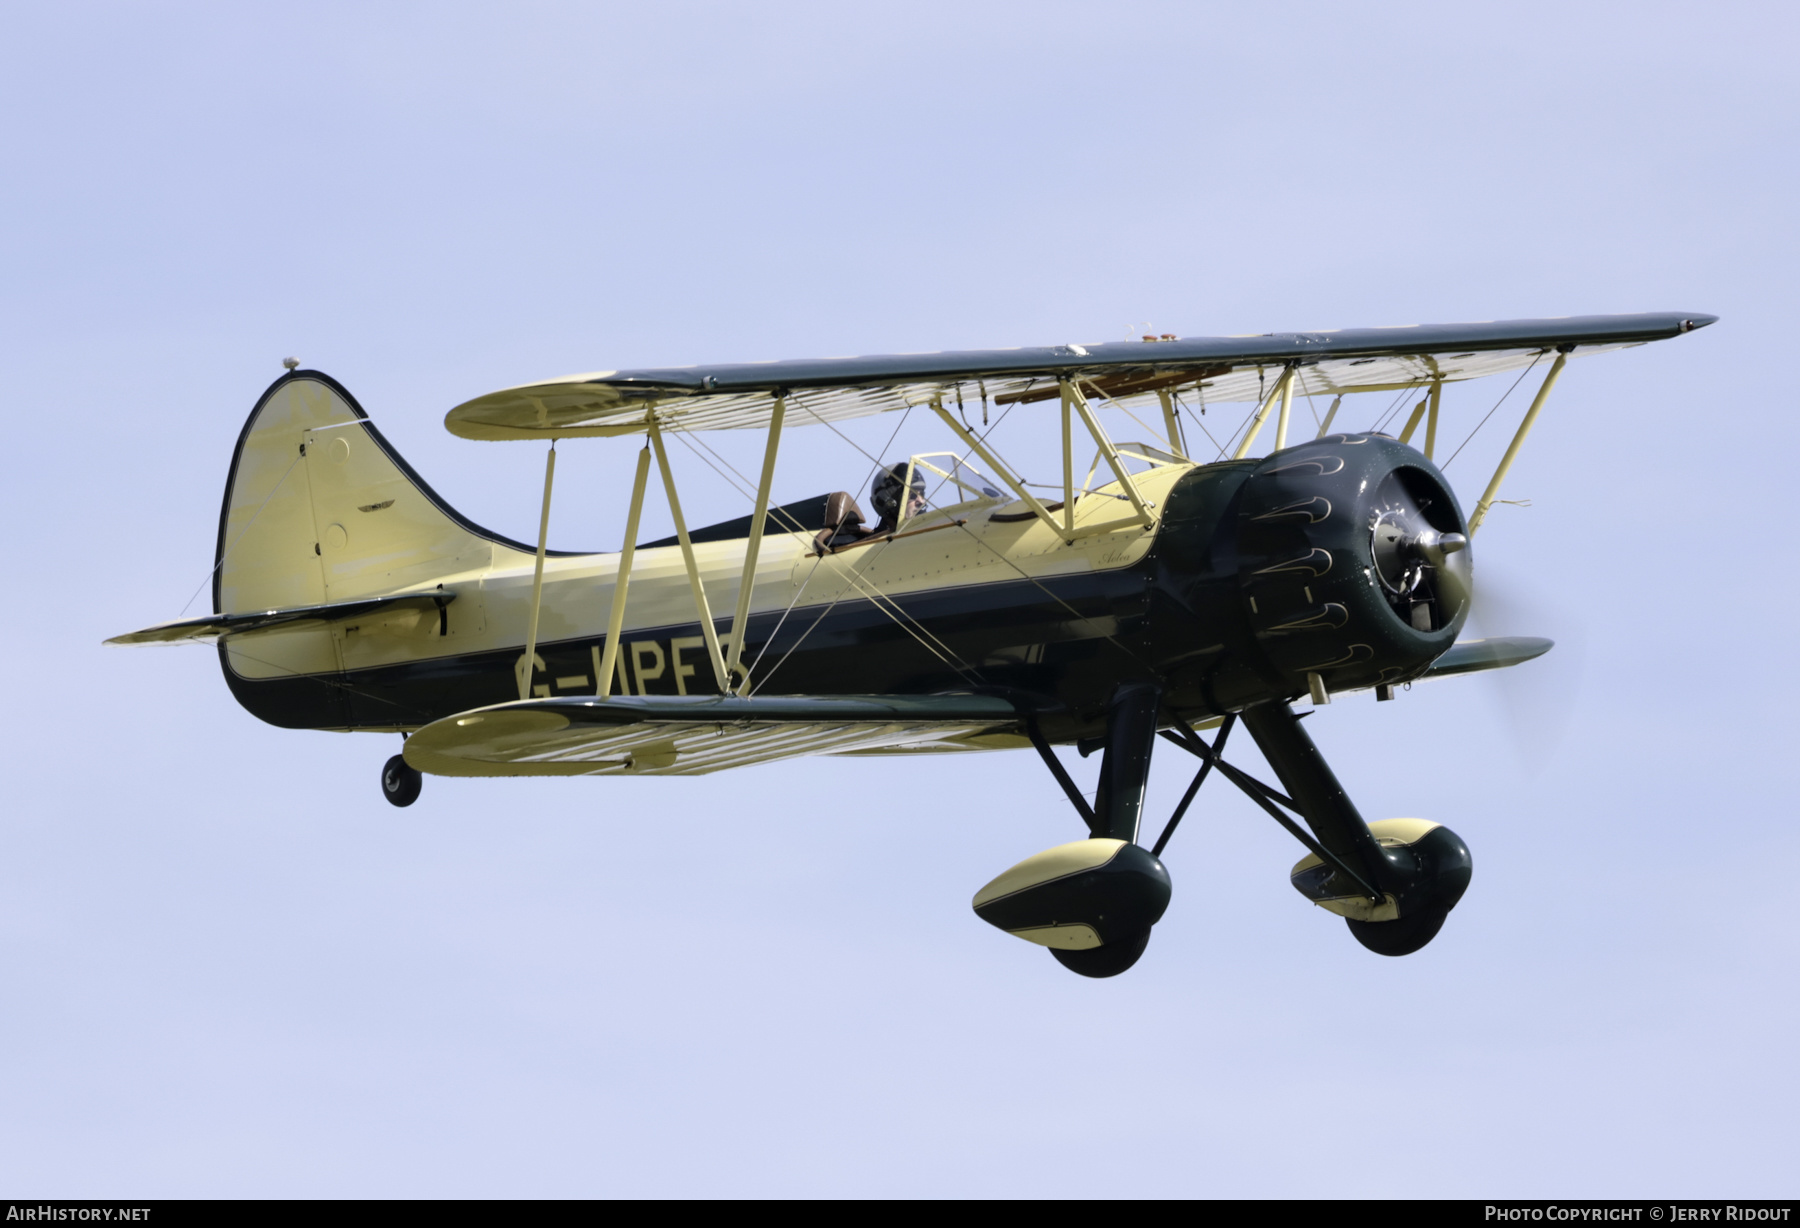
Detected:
[443,313,1714,439]
[402,693,1042,777]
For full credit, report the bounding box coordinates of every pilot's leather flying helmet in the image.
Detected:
[871,462,927,522]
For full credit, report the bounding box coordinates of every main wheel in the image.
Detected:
[381,754,422,808]
[1050,928,1152,978]
[1346,906,1447,956]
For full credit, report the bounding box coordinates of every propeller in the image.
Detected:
[1364,473,1570,767]
[1459,555,1579,769]
[1368,476,1470,632]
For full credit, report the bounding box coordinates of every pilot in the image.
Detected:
[871,462,926,532]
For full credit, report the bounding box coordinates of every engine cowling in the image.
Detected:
[1234,434,1472,697]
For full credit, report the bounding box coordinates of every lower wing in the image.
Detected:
[403,693,1042,777]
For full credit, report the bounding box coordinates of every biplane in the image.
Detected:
[110,312,1714,976]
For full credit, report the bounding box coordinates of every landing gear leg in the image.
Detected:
[1239,702,1469,955]
[381,753,422,808]
[985,685,1172,978]
[1238,703,1388,891]
[1093,681,1161,843]
[1049,682,1168,978]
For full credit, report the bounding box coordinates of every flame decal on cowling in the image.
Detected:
[1291,643,1376,671]
[1263,455,1346,478]
[1251,496,1331,524]
[1263,603,1350,633]
[1251,547,1333,578]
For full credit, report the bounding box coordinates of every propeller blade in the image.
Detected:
[1458,557,1578,770]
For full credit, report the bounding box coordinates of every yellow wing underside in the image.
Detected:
[403,707,1017,777]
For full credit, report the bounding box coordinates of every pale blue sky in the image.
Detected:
[2,0,1794,1196]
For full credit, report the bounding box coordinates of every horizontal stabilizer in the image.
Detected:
[1421,636,1553,678]
[106,591,454,646]
[404,692,1044,778]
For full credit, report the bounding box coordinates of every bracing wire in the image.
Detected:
[1440,351,1545,471]
[1296,370,1324,433]
[1370,379,1428,435]
[1170,388,1231,459]
[733,481,982,684]
[673,402,985,688]
[755,383,1172,684]
[750,545,983,694]
[177,448,306,617]
[742,554,824,684]
[1076,377,1177,457]
[686,386,1164,685]
[1217,399,1263,459]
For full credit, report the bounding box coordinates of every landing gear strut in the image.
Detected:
[1158,703,1472,958]
[381,754,422,807]
[983,689,1470,976]
[1239,703,1471,956]
[976,683,1173,979]
[1051,682,1166,977]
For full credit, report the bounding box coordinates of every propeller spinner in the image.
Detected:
[1369,472,1471,633]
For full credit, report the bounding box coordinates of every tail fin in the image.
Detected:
[215,370,555,727]
[216,371,530,616]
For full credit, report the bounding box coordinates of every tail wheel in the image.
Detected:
[381,754,422,808]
